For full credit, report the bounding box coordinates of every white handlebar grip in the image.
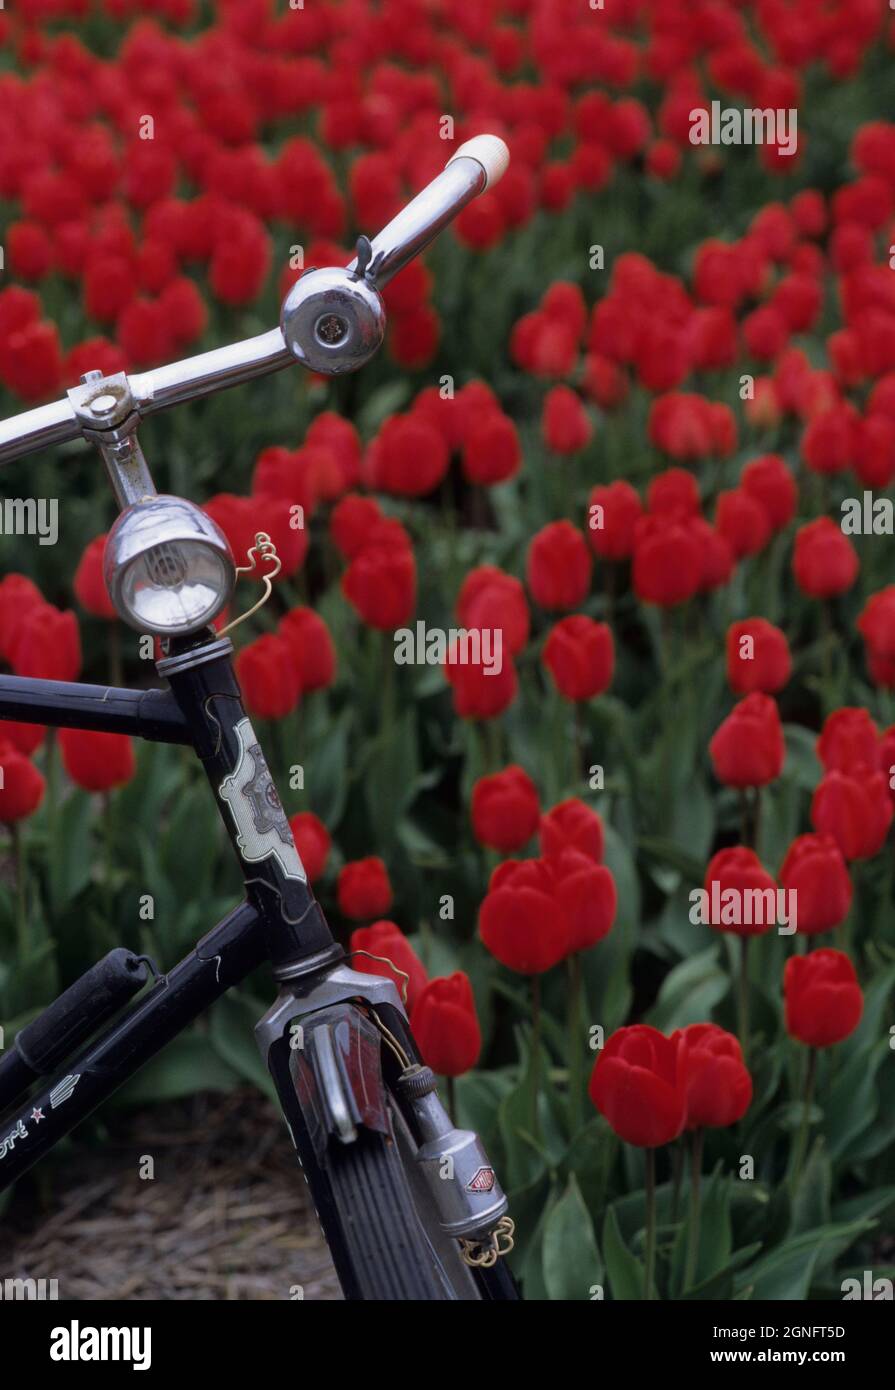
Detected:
[446,135,510,190]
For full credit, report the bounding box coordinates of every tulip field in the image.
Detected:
[2,0,895,1305]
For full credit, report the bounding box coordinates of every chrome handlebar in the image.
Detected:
[0,136,509,467]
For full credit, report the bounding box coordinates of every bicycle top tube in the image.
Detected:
[0,136,509,470]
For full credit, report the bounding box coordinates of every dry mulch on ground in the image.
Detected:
[1,1088,342,1301]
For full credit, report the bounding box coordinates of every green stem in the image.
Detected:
[644,1147,657,1301]
[842,861,859,962]
[485,717,503,773]
[791,1048,818,1189]
[820,602,833,685]
[270,716,290,780]
[567,952,584,1137]
[573,703,585,788]
[658,606,672,679]
[102,791,116,951]
[12,822,27,963]
[684,1128,704,1291]
[44,728,59,913]
[604,561,616,629]
[530,973,542,1141]
[380,629,396,734]
[670,1140,684,1225]
[108,623,123,687]
[447,1074,456,1121]
[738,934,750,1066]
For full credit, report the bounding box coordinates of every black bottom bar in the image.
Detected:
[0,901,265,1192]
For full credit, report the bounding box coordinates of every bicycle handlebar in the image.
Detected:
[0,136,508,468]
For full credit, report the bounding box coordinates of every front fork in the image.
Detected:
[255,966,511,1274]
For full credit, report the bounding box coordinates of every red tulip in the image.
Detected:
[236,635,300,720]
[743,303,789,360]
[461,412,522,485]
[703,847,777,936]
[648,392,734,461]
[478,857,570,974]
[0,741,45,822]
[250,495,309,580]
[58,728,135,793]
[471,765,540,852]
[542,385,592,454]
[542,615,614,702]
[209,218,271,306]
[581,354,628,410]
[526,521,592,611]
[542,282,587,339]
[410,972,482,1077]
[553,847,616,951]
[740,453,797,530]
[2,319,63,401]
[117,298,173,368]
[879,726,895,798]
[540,798,604,862]
[337,857,393,921]
[710,693,785,788]
[793,518,858,599]
[811,766,893,860]
[858,586,895,660]
[9,604,81,682]
[715,488,772,559]
[632,513,702,607]
[588,1025,688,1148]
[288,812,331,883]
[725,618,791,694]
[456,566,530,656]
[784,949,863,1048]
[278,607,336,692]
[855,414,895,488]
[801,402,860,475]
[444,647,518,721]
[586,481,642,560]
[204,493,260,568]
[365,415,449,497]
[778,833,852,933]
[0,573,44,662]
[672,1023,752,1129]
[390,306,439,369]
[816,708,879,772]
[342,519,416,629]
[693,519,736,593]
[330,494,383,559]
[8,221,53,281]
[251,448,316,518]
[647,467,700,516]
[306,412,361,492]
[74,535,115,620]
[2,720,46,756]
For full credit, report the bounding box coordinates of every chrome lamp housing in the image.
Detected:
[104,495,236,638]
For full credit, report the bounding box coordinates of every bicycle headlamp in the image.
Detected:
[104,495,236,637]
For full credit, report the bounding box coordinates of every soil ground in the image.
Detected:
[1,1089,341,1300]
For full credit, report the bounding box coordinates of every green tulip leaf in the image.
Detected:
[542,1174,604,1302]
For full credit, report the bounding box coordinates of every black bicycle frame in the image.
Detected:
[0,627,344,1192]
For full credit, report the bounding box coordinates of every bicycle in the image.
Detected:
[0,134,519,1302]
